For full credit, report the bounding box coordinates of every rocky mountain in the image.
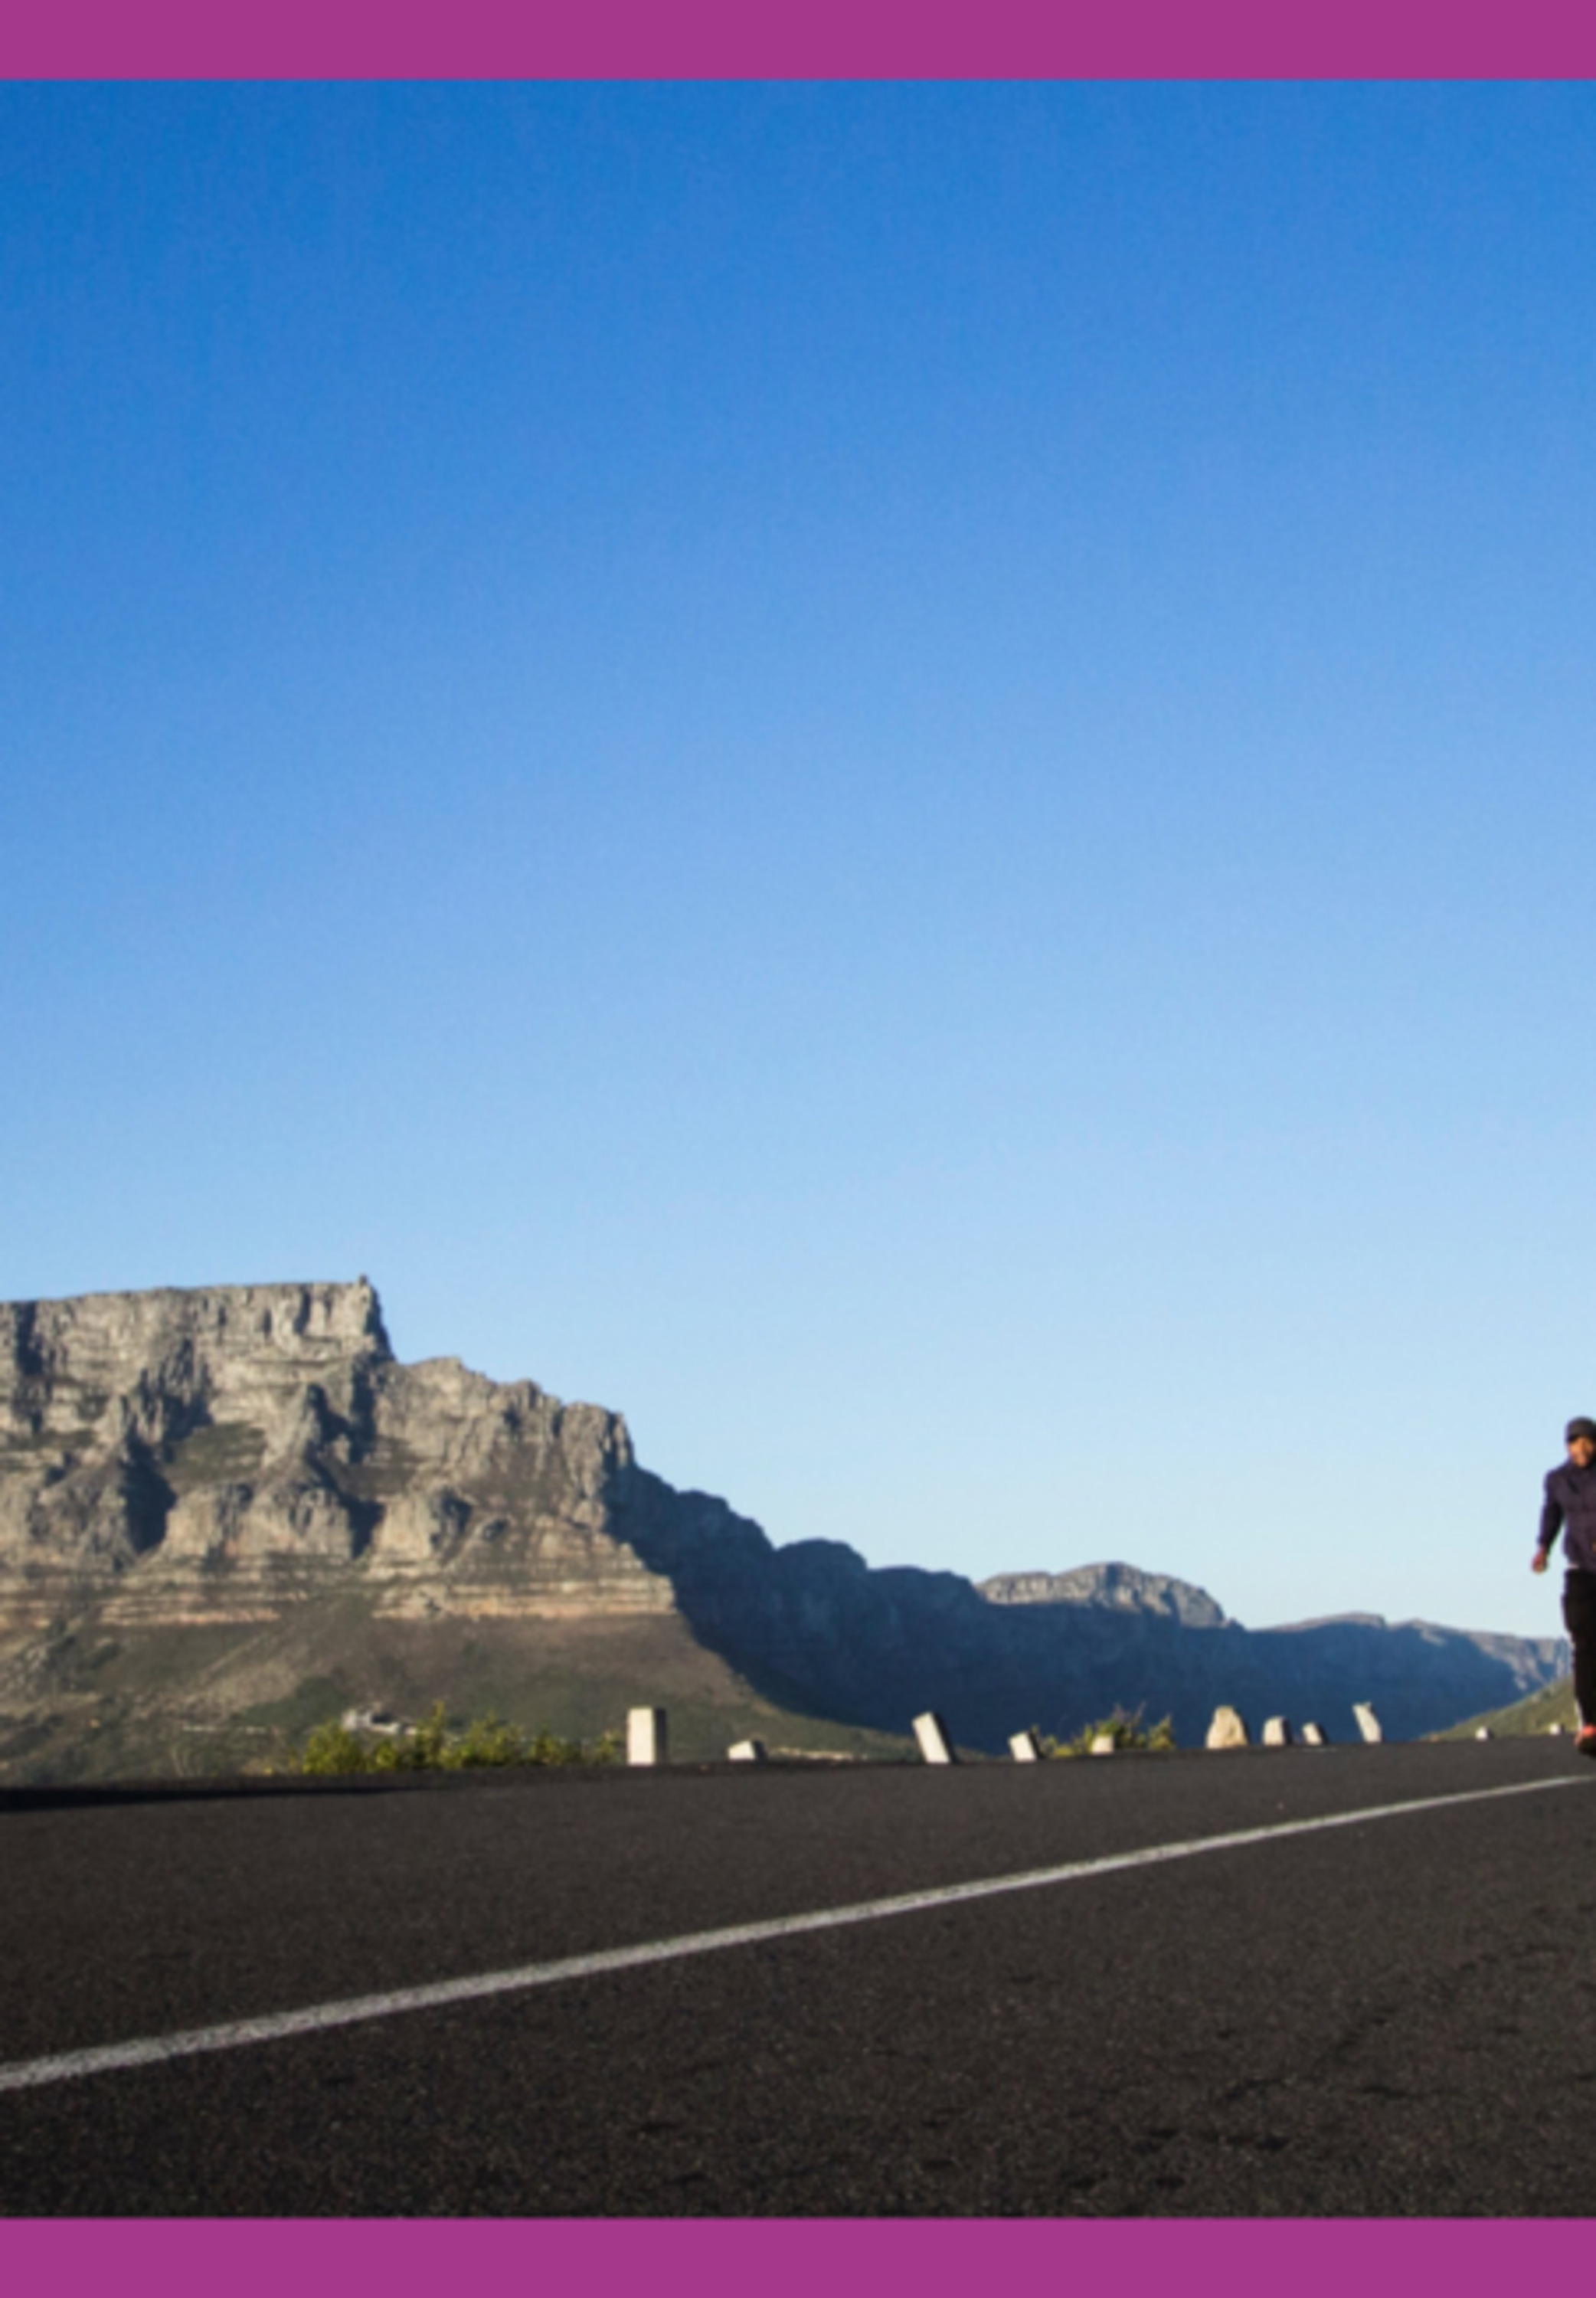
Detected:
[979,1563,1231,1629]
[0,1280,1570,1779]
[0,1279,663,1629]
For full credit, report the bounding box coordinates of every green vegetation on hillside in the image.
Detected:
[1431,1674,1577,1740]
[278,1702,620,1774]
[0,1602,919,1784]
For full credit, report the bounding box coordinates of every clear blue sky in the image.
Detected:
[4,83,1593,1636]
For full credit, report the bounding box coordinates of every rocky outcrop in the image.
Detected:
[0,1279,1571,1752]
[0,1280,666,1630]
[979,1562,1230,1629]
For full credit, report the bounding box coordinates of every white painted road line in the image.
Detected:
[0,1773,1583,2097]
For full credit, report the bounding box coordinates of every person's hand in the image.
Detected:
[1532,1550,1550,1574]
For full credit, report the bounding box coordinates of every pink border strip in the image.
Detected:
[4,2218,1594,2290]
[4,0,1596,79]
[3,28,1591,2298]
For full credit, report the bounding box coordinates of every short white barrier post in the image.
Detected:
[1300,1721,1327,1746]
[1089,1733,1117,1756]
[727,1738,767,1763]
[627,1707,668,1766]
[1009,1729,1042,1762]
[913,1711,957,1765]
[1205,1705,1249,1750]
[1261,1717,1293,1746]
[1352,1702,1383,1744]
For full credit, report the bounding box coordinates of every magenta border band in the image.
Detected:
[3,26,1591,2298]
[2,0,1596,80]
[6,2216,1595,2292]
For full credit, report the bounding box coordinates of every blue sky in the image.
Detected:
[3,83,1593,1635]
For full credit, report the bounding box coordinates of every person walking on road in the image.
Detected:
[1532,1416,1596,1756]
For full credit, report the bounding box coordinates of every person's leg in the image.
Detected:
[1562,1571,1596,1728]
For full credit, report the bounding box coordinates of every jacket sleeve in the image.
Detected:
[1540,1473,1565,1553]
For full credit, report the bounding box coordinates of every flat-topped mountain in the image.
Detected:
[0,1281,1570,1779]
[0,1278,664,1628]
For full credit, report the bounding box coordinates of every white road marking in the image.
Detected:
[0,1773,1581,2096]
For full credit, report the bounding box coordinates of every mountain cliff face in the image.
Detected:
[0,1281,663,1630]
[0,1280,1568,1769]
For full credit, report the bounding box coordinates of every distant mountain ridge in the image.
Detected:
[0,1280,1570,1776]
[977,1568,1567,1687]
[979,1563,1231,1629]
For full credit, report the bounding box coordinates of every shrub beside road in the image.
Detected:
[277,1703,620,1775]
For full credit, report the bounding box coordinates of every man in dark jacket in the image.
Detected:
[1532,1415,1596,1755]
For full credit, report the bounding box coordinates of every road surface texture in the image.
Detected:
[2,1739,1592,2214]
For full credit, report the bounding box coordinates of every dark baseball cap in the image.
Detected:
[1568,1417,1596,1443]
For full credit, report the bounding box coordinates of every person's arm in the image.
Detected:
[1534,1477,1564,1573]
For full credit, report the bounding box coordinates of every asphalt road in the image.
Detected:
[2,1739,1594,2215]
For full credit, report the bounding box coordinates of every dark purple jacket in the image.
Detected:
[1539,1462,1596,1573]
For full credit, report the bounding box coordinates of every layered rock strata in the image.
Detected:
[0,1281,666,1629]
[0,1279,1571,1749]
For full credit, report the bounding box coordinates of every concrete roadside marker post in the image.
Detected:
[1300,1722,1327,1746]
[1009,1729,1042,1762]
[1352,1703,1383,1744]
[1261,1717,1293,1746]
[1548,1723,1565,1737]
[1089,1733,1117,1756]
[626,1707,668,1766]
[1205,1705,1250,1750]
[913,1711,957,1765]
[727,1738,767,1763]
[1475,1726,1493,1740]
